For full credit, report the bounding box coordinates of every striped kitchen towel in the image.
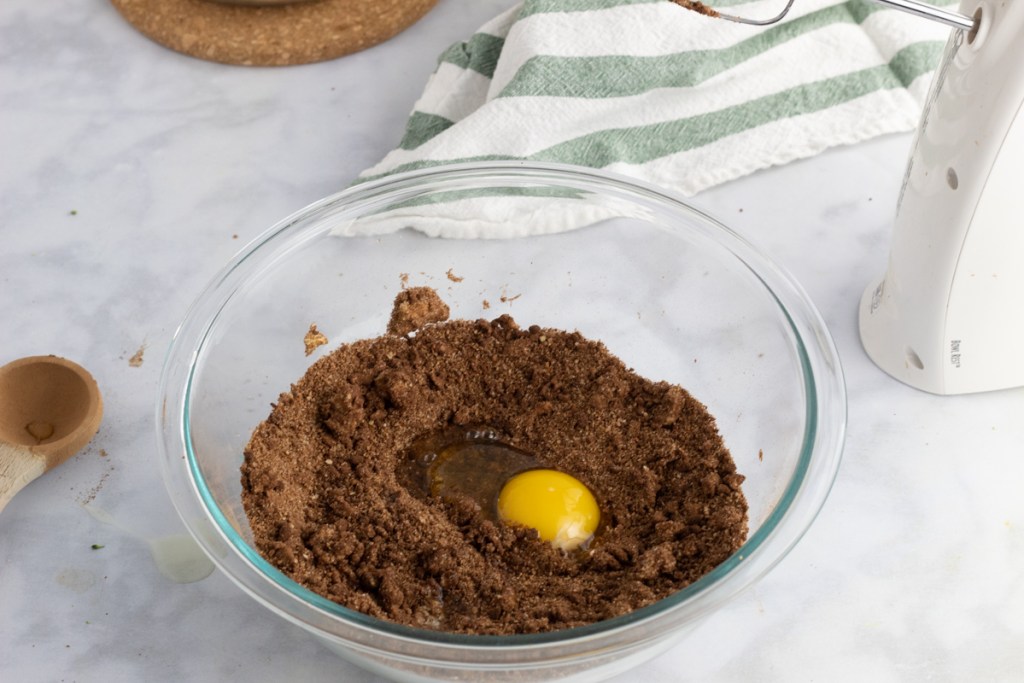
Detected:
[349,0,952,236]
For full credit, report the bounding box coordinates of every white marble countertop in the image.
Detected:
[2,1,1022,681]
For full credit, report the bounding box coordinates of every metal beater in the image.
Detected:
[706,0,976,29]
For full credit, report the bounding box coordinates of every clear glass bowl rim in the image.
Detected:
[157,160,846,656]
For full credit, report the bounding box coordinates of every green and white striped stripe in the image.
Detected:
[351,0,952,235]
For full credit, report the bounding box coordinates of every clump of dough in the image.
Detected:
[304,324,328,356]
[387,286,450,336]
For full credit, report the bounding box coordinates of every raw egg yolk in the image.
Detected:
[497,469,599,552]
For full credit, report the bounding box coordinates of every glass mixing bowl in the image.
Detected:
[157,162,845,682]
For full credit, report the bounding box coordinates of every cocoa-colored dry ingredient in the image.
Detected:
[672,0,721,18]
[387,287,450,336]
[242,287,747,635]
[303,324,328,357]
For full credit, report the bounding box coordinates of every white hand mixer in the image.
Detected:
[859,0,1023,395]
[692,0,1023,395]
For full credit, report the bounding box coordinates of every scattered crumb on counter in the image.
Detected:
[446,268,464,283]
[77,466,112,505]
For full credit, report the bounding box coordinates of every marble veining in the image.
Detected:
[1,1,1022,681]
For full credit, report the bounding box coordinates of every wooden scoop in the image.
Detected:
[0,356,103,513]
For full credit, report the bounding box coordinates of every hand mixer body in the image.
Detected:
[859,0,1024,394]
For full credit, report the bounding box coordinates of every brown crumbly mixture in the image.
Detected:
[241,288,747,635]
[387,286,450,336]
[671,0,721,18]
[303,324,328,356]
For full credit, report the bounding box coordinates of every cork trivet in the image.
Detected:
[111,0,440,66]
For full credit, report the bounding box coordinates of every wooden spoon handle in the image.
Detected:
[0,442,46,514]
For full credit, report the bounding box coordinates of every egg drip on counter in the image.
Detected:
[400,426,600,552]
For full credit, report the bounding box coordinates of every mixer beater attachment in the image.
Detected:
[675,0,977,31]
